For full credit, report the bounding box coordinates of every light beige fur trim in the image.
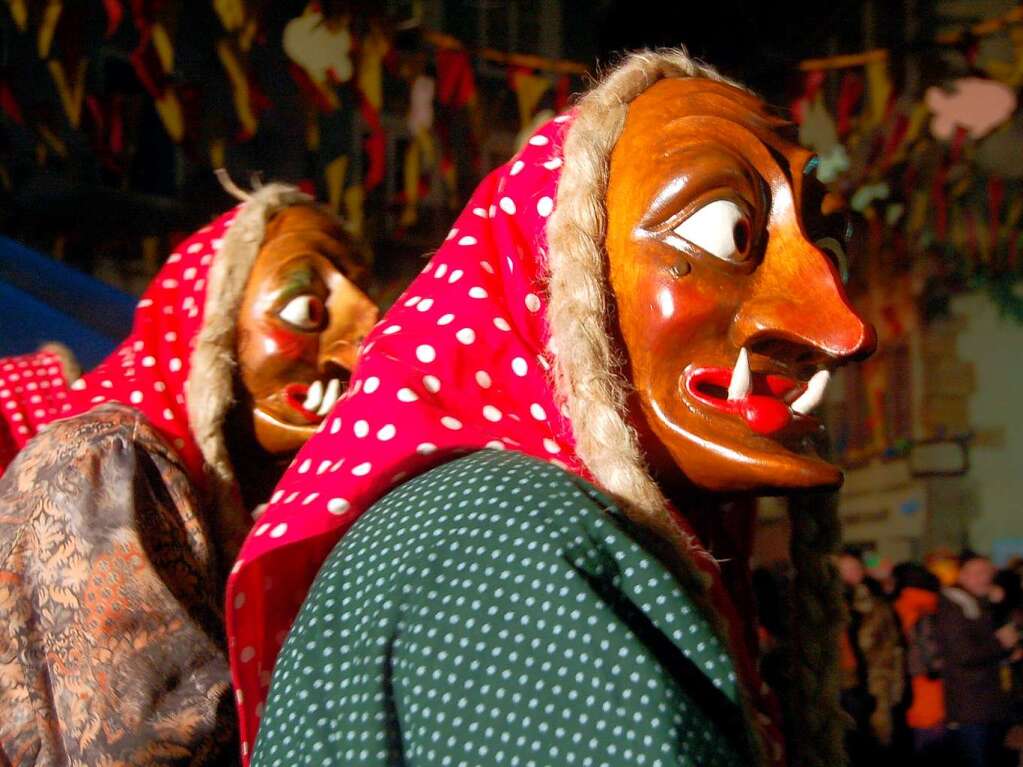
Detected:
[547,48,739,532]
[39,342,81,383]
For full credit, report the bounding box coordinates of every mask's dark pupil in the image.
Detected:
[306,298,325,326]
[733,220,750,255]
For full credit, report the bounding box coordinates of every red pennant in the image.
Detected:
[988,177,1004,257]
[436,49,476,109]
[881,305,905,338]
[85,94,104,135]
[965,208,979,263]
[103,0,124,37]
[868,213,883,256]
[836,72,864,137]
[932,164,949,241]
[287,62,335,113]
[879,112,909,169]
[791,69,826,124]
[0,82,24,125]
[949,125,968,163]
[359,95,385,191]
[555,75,570,112]
[130,29,166,98]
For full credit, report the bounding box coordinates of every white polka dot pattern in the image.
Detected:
[0,351,72,454]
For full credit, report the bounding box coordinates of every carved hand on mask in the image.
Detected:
[607,79,876,494]
[236,205,379,455]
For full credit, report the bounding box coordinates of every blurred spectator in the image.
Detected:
[992,565,1023,763]
[892,563,949,765]
[992,567,1023,631]
[838,548,906,760]
[926,548,961,588]
[937,553,1018,767]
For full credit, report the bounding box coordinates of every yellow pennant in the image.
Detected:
[154,91,185,142]
[213,0,245,32]
[325,154,348,217]
[152,23,174,73]
[47,57,87,128]
[217,39,258,136]
[357,26,389,111]
[343,184,364,239]
[511,71,550,129]
[239,17,257,52]
[209,138,226,169]
[1004,196,1023,239]
[305,111,320,151]
[906,189,929,235]
[864,58,892,127]
[37,124,67,157]
[37,0,62,58]
[7,0,27,32]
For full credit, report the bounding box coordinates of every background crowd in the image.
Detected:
[757,549,1023,766]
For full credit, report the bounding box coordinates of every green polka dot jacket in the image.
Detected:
[254,450,755,766]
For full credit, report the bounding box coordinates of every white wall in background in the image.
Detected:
[954,290,1023,556]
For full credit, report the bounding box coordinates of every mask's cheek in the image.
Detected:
[263,324,318,363]
[239,325,321,403]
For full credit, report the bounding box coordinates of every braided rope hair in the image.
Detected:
[787,492,848,767]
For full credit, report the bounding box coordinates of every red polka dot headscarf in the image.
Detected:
[57,210,240,484]
[0,349,74,475]
[226,114,576,758]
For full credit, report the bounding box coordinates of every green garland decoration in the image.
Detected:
[971,271,1023,324]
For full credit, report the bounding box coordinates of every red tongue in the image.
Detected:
[738,394,793,435]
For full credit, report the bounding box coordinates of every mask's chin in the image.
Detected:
[252,408,320,455]
[645,386,844,496]
[250,374,350,455]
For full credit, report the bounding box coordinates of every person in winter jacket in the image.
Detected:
[893,562,949,764]
[838,548,906,758]
[937,553,1018,767]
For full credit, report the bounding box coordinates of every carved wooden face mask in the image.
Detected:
[236,206,379,454]
[606,78,876,493]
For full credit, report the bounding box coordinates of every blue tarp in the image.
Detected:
[0,237,135,369]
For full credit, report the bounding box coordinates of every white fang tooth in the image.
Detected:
[317,379,341,416]
[791,370,830,415]
[727,347,752,401]
[303,380,324,411]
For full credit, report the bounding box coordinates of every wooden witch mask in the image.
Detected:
[606,78,875,494]
[235,205,379,455]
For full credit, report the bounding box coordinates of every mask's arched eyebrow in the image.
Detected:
[275,265,316,302]
[765,144,795,187]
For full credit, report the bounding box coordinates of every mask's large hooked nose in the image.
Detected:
[730,212,876,365]
[317,282,380,374]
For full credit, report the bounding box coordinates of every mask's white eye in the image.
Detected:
[669,199,752,263]
[278,295,325,331]
[815,236,849,284]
